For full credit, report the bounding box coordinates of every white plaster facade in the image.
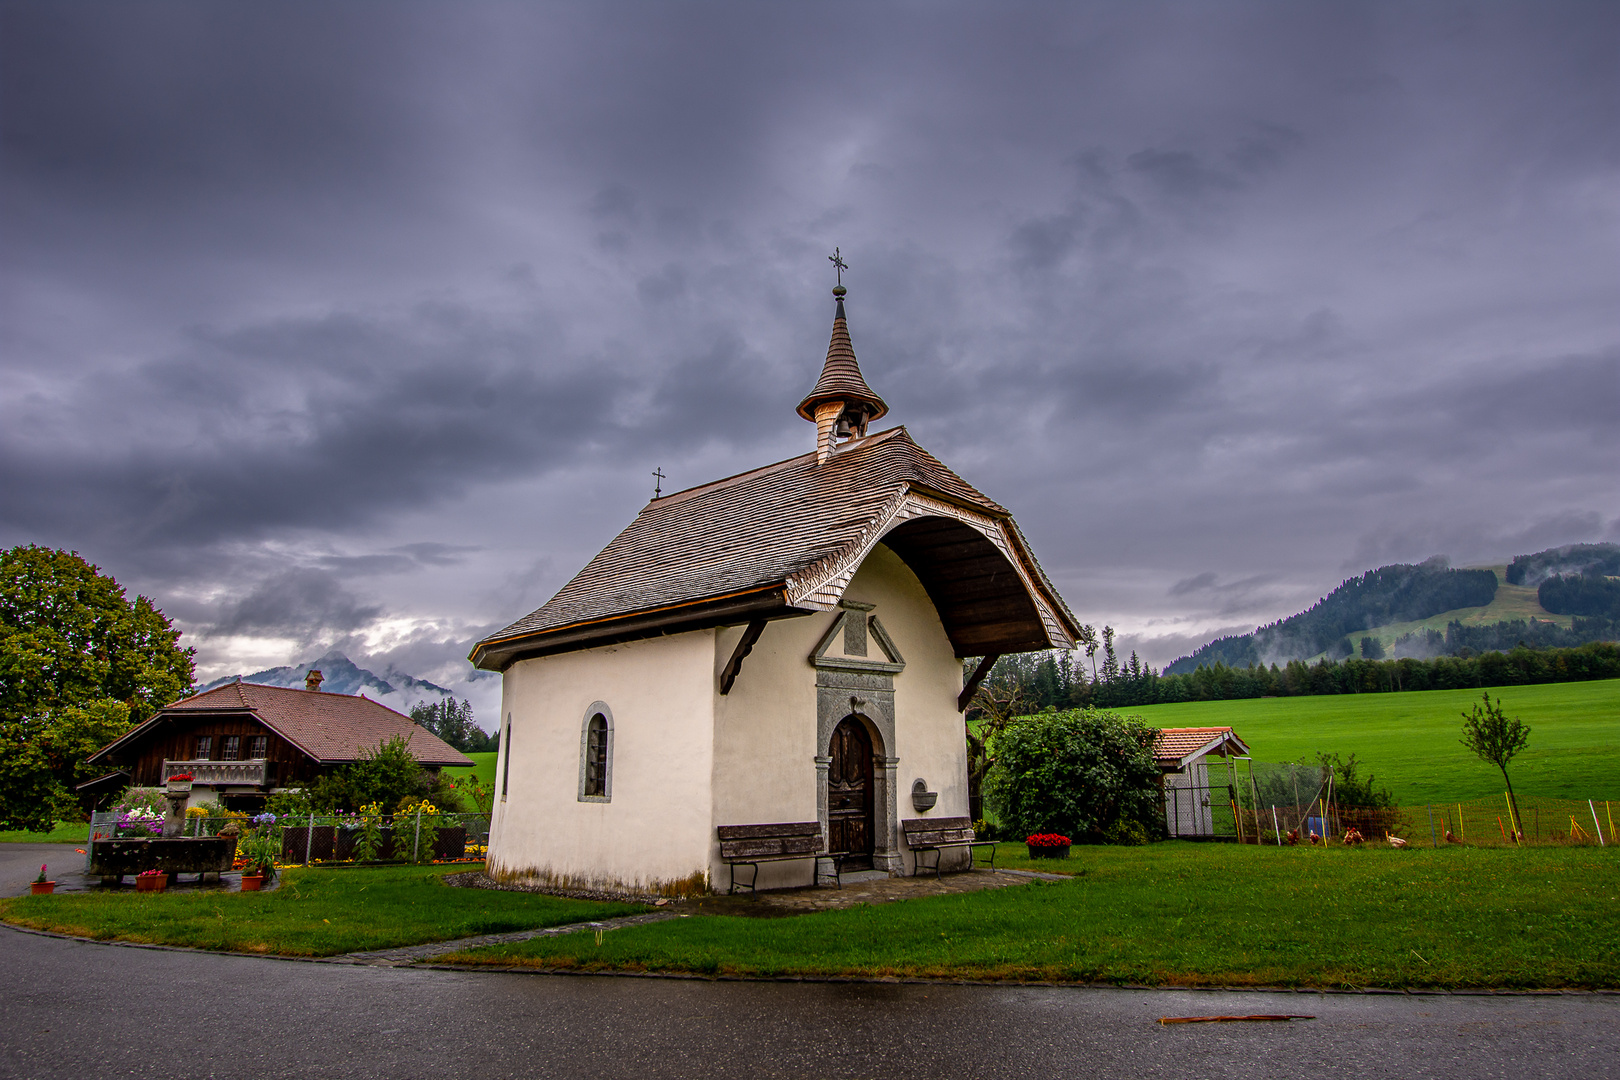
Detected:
[486,540,971,894]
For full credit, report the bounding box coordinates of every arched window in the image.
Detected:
[578,702,614,802]
[500,713,512,803]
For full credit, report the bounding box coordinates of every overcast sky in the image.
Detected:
[3,2,1617,724]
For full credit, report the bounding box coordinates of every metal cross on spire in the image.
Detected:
[828,247,848,287]
[652,467,665,499]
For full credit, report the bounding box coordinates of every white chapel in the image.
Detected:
[473,281,1081,894]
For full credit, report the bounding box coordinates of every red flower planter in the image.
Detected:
[1026,844,1070,859]
[240,874,265,892]
[30,881,56,895]
[135,873,168,892]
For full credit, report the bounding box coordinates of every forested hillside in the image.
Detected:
[1506,542,1620,586]
[1166,559,1498,674]
[1166,543,1620,676]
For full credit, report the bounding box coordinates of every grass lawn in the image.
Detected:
[1124,679,1620,804]
[442,751,496,788]
[0,863,645,956]
[445,842,1619,989]
[0,821,93,843]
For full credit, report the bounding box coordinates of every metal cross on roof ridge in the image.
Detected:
[652,467,666,499]
[828,247,848,287]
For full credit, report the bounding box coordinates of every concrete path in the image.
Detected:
[336,909,679,965]
[2,923,1615,1079]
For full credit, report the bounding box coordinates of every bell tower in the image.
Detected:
[797,250,889,463]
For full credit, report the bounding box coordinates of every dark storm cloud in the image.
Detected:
[205,567,382,641]
[2,1,1617,676]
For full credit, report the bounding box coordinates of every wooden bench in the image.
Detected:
[717,822,842,894]
[902,816,996,877]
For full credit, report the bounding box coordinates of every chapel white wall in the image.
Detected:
[488,631,715,893]
[712,541,969,886]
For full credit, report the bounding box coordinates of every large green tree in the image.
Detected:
[0,546,195,828]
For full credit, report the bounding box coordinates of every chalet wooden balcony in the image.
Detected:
[163,759,269,787]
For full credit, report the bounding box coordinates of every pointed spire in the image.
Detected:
[797,285,889,461]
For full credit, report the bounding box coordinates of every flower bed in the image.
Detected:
[1025,833,1072,859]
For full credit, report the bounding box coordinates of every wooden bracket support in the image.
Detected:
[958,653,1001,713]
[719,620,768,695]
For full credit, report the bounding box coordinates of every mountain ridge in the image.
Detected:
[1166,543,1620,674]
[199,650,453,708]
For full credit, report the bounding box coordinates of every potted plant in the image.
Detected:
[135,868,169,892]
[239,826,278,891]
[166,772,194,796]
[31,864,55,895]
[1025,833,1072,859]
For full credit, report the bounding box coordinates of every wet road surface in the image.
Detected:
[2,924,1616,1079]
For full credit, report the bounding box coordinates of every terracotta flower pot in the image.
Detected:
[135,874,168,892]
[240,874,265,892]
[30,881,56,895]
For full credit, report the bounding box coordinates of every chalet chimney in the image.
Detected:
[305,669,324,692]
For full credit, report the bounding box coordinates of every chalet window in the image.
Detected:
[248,735,268,759]
[221,735,241,760]
[194,736,212,760]
[577,702,614,803]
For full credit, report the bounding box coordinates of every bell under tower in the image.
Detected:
[797,253,888,463]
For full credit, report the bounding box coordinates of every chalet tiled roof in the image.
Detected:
[1152,727,1251,769]
[473,426,1080,667]
[89,682,471,767]
[796,299,888,423]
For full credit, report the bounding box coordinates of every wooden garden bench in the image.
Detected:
[902,816,996,877]
[717,821,842,894]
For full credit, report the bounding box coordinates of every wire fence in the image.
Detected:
[1161,760,1616,849]
[84,811,492,868]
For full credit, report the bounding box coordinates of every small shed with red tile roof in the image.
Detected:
[86,677,471,809]
[1154,726,1251,839]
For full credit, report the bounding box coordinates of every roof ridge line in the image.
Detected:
[652,426,908,507]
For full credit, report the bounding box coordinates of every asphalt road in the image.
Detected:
[2,925,1616,1080]
[0,843,85,897]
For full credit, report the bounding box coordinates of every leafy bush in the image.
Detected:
[985,708,1163,844]
[301,736,464,814]
[1315,752,1394,809]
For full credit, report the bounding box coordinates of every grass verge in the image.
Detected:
[0,863,645,956]
[445,843,1619,989]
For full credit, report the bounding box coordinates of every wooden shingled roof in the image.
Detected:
[471,426,1082,670]
[88,682,473,768]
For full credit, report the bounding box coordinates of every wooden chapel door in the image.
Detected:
[827,716,875,869]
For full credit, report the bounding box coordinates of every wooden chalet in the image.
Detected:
[84,671,471,810]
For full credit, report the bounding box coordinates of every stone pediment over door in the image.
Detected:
[808,599,905,675]
[810,599,905,874]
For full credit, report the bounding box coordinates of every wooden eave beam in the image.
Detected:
[719,619,768,695]
[958,653,1002,713]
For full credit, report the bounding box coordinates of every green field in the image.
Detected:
[446,843,1619,989]
[1125,678,1620,804]
[442,751,496,787]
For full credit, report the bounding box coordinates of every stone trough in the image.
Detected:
[88,837,236,886]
